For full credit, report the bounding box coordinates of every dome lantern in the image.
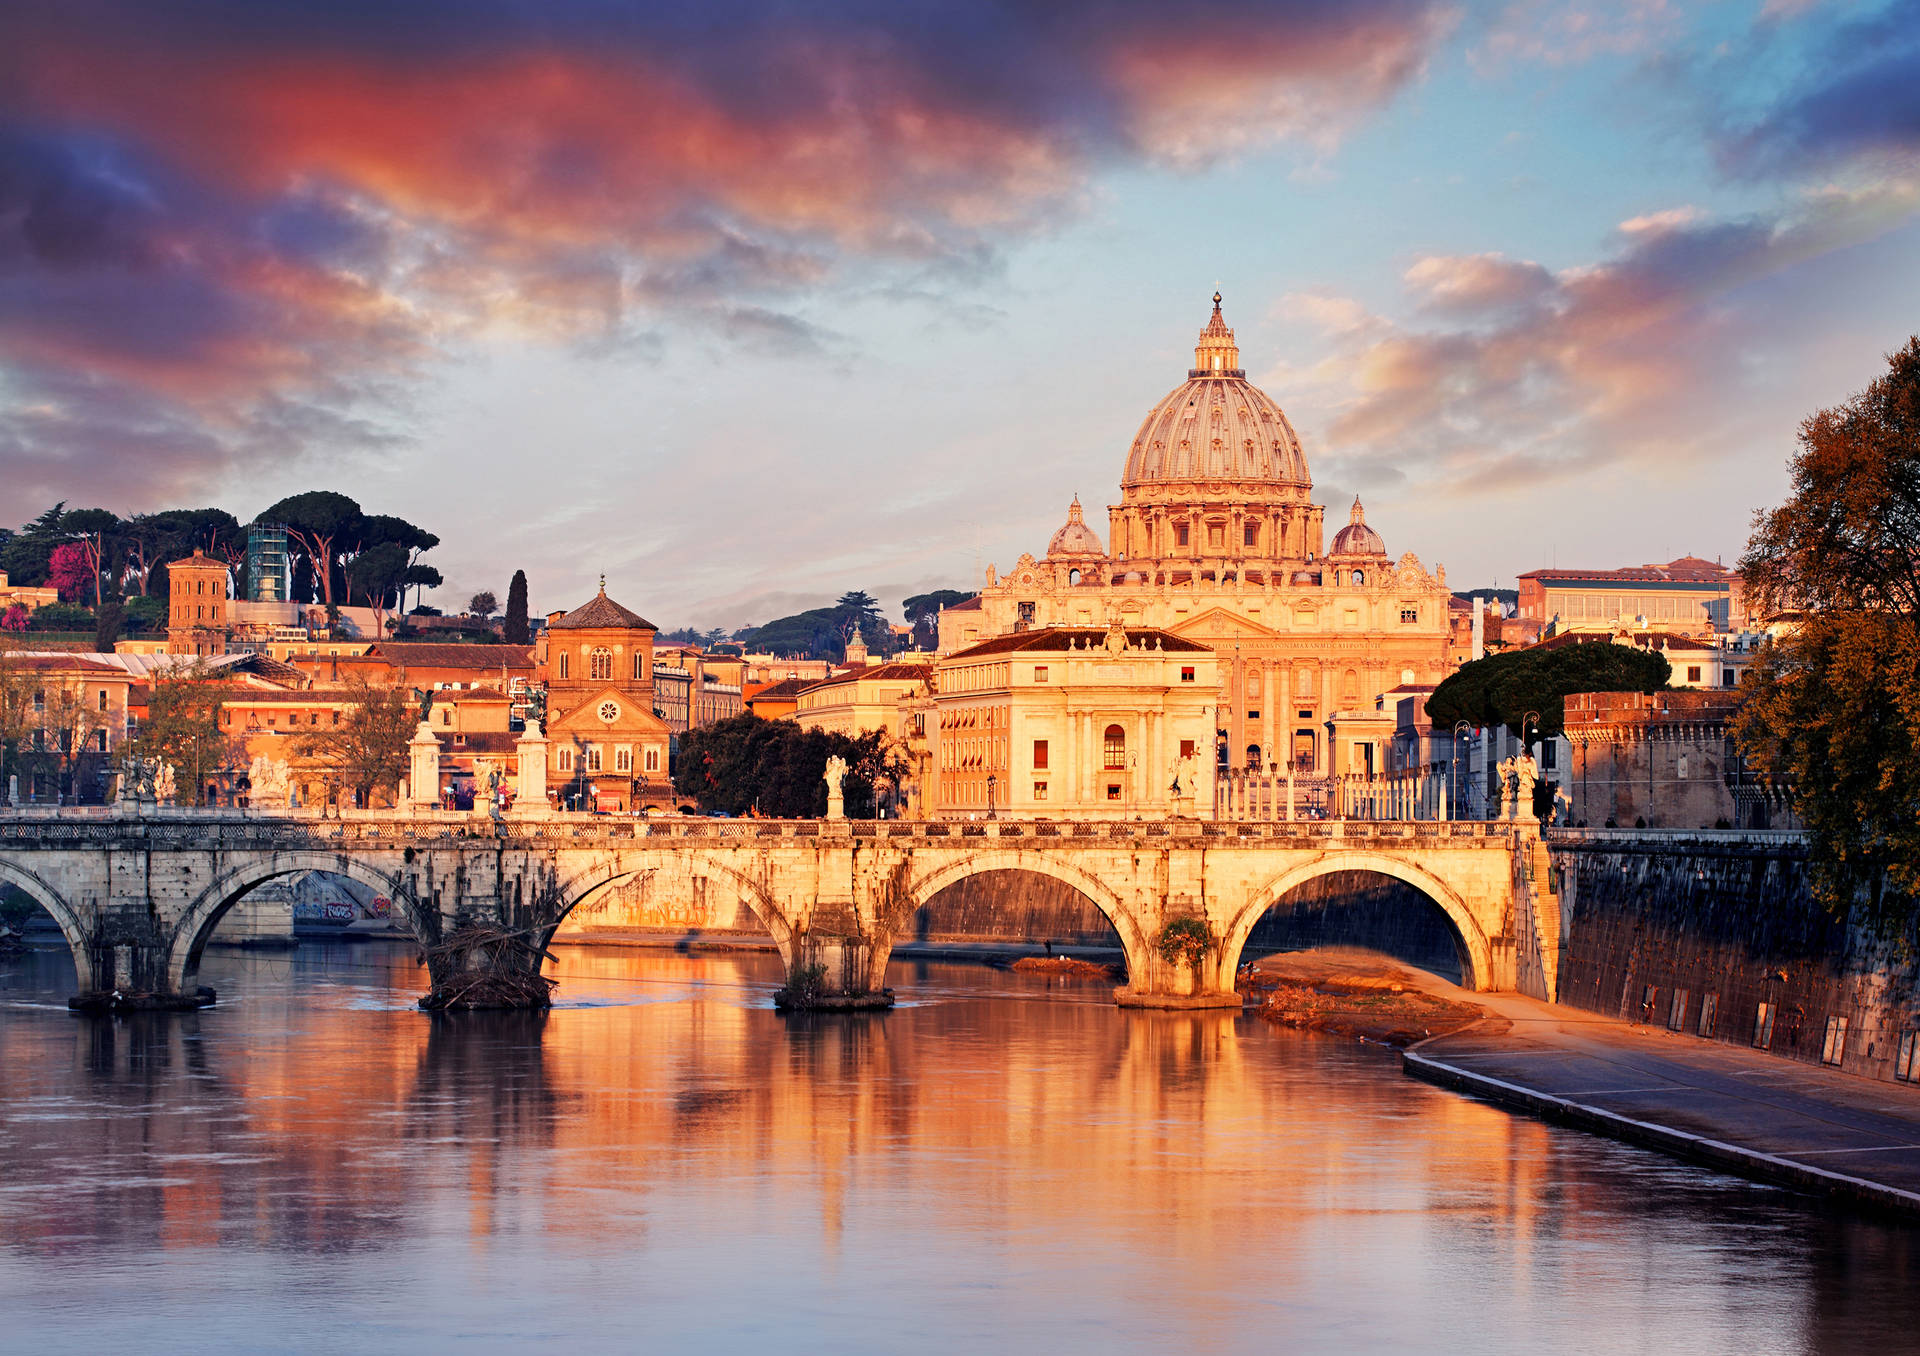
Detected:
[1190,292,1243,378]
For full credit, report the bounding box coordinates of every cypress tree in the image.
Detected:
[503,570,530,645]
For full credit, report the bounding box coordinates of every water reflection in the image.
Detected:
[0,942,1912,1354]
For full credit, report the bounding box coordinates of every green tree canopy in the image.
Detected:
[294,678,414,806]
[902,590,973,623]
[503,570,531,645]
[673,714,904,817]
[1426,640,1670,743]
[260,491,362,607]
[1735,336,1920,926]
[129,662,232,806]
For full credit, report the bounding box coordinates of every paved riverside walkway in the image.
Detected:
[1407,990,1920,1218]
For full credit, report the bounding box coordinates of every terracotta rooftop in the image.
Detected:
[945,627,1211,658]
[806,662,933,690]
[550,590,655,631]
[746,676,817,703]
[941,596,983,612]
[361,642,536,669]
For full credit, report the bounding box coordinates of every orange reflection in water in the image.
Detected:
[0,944,1906,1351]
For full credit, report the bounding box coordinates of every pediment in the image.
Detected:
[1168,607,1284,641]
[549,687,670,737]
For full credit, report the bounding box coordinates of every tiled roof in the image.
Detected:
[0,653,127,674]
[549,592,656,631]
[365,642,536,669]
[941,596,983,612]
[945,627,1211,658]
[806,662,932,691]
[747,676,816,702]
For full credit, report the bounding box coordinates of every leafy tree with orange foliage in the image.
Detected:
[1736,336,1920,926]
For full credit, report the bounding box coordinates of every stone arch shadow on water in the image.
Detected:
[0,865,91,991]
[903,867,1122,951]
[171,856,415,995]
[1238,869,1471,986]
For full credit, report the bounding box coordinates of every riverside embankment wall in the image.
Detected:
[1551,831,1920,1085]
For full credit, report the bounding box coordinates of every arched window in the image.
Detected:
[558,651,569,679]
[590,647,612,681]
[1246,744,1262,769]
[1103,724,1126,770]
[633,652,646,680]
[1352,568,1366,586]
[1068,568,1081,586]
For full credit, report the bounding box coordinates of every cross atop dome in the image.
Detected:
[1192,292,1242,377]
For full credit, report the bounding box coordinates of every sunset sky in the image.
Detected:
[4,1,1918,628]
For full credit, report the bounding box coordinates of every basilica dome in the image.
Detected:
[1046,496,1105,558]
[1328,497,1387,558]
[1120,295,1310,494]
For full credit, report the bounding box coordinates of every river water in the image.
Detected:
[0,941,1912,1354]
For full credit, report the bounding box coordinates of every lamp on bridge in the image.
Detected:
[985,773,997,820]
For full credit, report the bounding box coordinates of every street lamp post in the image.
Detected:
[986,772,997,820]
[1452,720,1470,820]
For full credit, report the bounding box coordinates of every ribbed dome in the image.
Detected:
[1046,496,1105,558]
[1328,497,1387,558]
[1121,295,1310,492]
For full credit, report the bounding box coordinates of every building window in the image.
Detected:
[1246,710,1260,721]
[1176,523,1189,548]
[1822,1015,1849,1066]
[1033,739,1049,770]
[1103,724,1125,770]
[1034,666,1048,683]
[1686,665,1702,683]
[1351,570,1365,587]
[1668,989,1690,1031]
[93,730,107,752]
[1033,781,1047,800]
[1542,742,1557,771]
[615,747,632,773]
[97,689,107,711]
[558,651,569,680]
[1723,668,1736,687]
[1208,524,1224,550]
[591,648,613,681]
[1107,784,1121,800]
[1400,607,1418,624]
[441,709,452,726]
[586,745,603,773]
[1244,523,1258,548]
[558,747,575,772]
[1699,993,1718,1039]
[1180,666,1195,683]
[1753,1001,1776,1049]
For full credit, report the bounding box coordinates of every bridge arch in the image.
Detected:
[0,858,93,991]
[1222,851,1494,992]
[541,851,792,958]
[901,850,1148,966]
[169,851,414,994]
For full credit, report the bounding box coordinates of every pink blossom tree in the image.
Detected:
[47,541,94,604]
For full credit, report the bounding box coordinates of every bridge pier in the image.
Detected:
[774,931,894,1011]
[70,909,214,1012]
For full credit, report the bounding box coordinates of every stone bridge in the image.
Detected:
[0,810,1558,1011]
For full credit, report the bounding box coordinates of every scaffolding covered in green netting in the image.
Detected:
[246,524,290,602]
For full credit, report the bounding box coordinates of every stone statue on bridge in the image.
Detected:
[1494,756,1514,820]
[151,762,177,806]
[824,755,849,820]
[247,755,295,810]
[1513,753,1539,823]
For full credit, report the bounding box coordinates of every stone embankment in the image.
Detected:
[1406,991,1920,1221]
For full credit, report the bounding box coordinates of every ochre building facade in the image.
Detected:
[940,296,1452,776]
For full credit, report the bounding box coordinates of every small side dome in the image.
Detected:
[1328,496,1387,558]
[1046,496,1106,559]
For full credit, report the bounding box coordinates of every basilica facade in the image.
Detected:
[938,296,1453,777]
